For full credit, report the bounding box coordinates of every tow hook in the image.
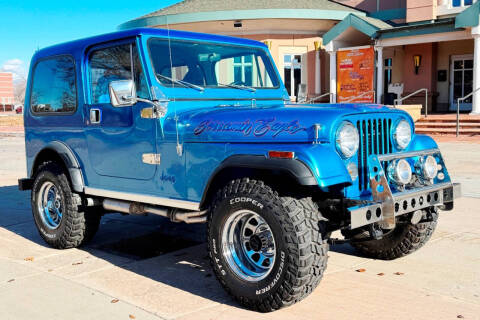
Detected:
[369,223,384,240]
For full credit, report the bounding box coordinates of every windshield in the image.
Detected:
[148,38,280,90]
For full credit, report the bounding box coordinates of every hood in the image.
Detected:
[173,103,409,143]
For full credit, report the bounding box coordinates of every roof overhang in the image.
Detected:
[119,9,366,30]
[325,13,469,49]
[377,19,458,39]
[455,1,480,28]
[322,14,385,46]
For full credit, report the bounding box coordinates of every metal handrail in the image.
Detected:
[342,90,376,104]
[456,87,480,137]
[308,92,334,104]
[394,88,428,118]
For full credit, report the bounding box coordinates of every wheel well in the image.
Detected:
[200,166,316,209]
[32,149,71,182]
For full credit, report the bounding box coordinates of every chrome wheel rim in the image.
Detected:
[37,181,63,230]
[221,209,276,282]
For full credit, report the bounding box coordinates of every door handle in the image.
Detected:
[90,108,101,124]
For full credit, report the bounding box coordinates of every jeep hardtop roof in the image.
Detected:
[31,28,268,61]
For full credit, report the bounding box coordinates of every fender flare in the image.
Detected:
[200,155,317,206]
[31,141,85,193]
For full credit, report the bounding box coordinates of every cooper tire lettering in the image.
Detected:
[229,197,264,209]
[256,251,285,295]
[207,178,329,312]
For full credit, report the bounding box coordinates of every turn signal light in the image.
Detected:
[268,151,295,159]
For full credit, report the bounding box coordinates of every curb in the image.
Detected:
[0,132,25,137]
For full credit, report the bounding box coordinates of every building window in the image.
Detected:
[233,55,254,86]
[384,58,393,93]
[30,56,77,114]
[451,56,474,110]
[452,0,473,7]
[284,54,303,99]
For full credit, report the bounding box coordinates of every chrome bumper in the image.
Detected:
[349,149,461,230]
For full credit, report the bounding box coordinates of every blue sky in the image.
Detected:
[0,0,182,80]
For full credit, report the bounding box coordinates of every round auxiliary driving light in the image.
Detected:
[388,159,412,186]
[418,155,438,181]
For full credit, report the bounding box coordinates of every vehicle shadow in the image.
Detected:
[0,184,237,309]
[0,184,363,311]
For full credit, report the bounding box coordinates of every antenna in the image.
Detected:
[166,16,183,157]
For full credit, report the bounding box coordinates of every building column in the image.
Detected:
[375,46,384,104]
[314,41,321,95]
[329,51,337,103]
[472,29,480,114]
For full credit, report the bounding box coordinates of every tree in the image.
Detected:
[13,79,26,105]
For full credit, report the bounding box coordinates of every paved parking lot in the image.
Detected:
[0,136,479,320]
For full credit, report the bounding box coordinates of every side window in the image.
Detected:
[89,43,149,104]
[31,56,77,114]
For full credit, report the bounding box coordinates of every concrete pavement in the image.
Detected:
[0,136,479,320]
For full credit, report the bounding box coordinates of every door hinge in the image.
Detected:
[142,153,161,165]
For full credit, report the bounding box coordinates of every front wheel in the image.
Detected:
[207,178,328,312]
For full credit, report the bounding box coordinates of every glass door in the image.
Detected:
[283,54,303,101]
[450,55,474,111]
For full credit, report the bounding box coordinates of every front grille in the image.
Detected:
[356,119,393,191]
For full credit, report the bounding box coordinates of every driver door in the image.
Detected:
[85,40,157,180]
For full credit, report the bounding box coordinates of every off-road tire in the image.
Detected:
[207,178,328,312]
[31,161,101,249]
[350,211,438,260]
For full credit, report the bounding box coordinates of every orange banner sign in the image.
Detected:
[337,47,375,103]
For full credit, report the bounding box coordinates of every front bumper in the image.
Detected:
[349,149,461,230]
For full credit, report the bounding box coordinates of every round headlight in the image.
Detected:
[388,159,412,185]
[422,155,438,180]
[393,120,412,150]
[336,121,359,159]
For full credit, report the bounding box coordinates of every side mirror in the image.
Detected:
[109,80,137,107]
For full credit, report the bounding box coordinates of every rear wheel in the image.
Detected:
[207,178,328,312]
[350,209,438,260]
[31,161,101,249]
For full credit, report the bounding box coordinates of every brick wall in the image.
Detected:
[0,72,14,107]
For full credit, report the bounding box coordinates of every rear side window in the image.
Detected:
[89,43,149,104]
[30,56,77,114]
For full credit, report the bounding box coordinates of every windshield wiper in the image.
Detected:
[156,74,204,91]
[217,82,256,92]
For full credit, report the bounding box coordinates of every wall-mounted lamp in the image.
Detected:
[263,41,272,50]
[234,20,243,28]
[413,55,422,74]
[314,41,321,51]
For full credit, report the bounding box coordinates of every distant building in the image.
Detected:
[0,72,14,111]
[122,0,480,114]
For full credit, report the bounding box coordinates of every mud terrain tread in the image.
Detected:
[351,213,438,260]
[32,161,100,249]
[298,198,329,297]
[207,178,328,312]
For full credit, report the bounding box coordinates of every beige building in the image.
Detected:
[122,0,480,114]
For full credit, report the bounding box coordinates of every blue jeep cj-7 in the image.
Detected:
[19,28,460,312]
